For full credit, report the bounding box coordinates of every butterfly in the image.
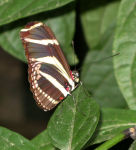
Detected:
[20,22,79,111]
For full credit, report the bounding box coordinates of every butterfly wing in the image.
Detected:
[20,22,75,111]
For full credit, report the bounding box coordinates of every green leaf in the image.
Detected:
[81,23,126,108]
[0,24,26,62]
[0,6,77,65]
[0,0,74,26]
[113,0,136,110]
[48,85,99,150]
[31,130,55,150]
[89,108,136,146]
[129,140,136,150]
[80,0,120,49]
[0,127,36,150]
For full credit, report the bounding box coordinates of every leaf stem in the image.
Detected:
[94,127,136,150]
[94,133,125,150]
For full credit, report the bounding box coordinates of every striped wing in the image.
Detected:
[20,22,75,111]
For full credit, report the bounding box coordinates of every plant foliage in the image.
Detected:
[0,0,136,149]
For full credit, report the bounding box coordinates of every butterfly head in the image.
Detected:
[72,70,80,84]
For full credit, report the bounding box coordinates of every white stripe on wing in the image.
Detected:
[39,70,69,97]
[24,38,59,45]
[31,56,75,91]
[20,22,43,32]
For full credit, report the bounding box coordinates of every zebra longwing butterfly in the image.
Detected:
[20,22,79,111]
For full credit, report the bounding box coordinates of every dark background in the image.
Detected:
[0,48,52,139]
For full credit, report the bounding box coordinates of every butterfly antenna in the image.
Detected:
[72,41,77,70]
[77,52,120,72]
[93,52,120,63]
